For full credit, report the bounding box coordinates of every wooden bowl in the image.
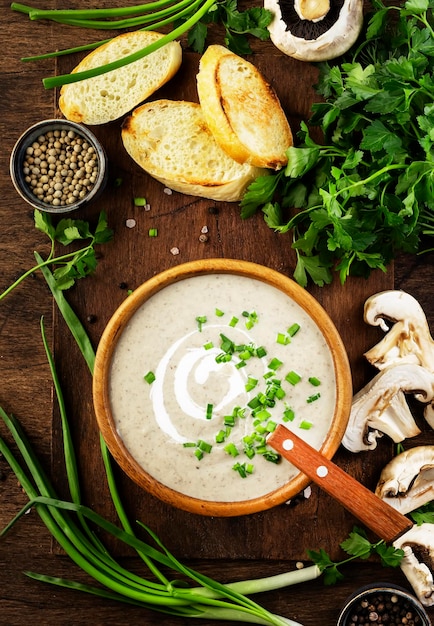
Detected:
[93,259,352,516]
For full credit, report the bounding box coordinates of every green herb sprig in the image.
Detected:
[241,0,434,287]
[11,0,272,88]
[0,210,113,300]
[308,526,404,585]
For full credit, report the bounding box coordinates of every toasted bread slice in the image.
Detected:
[59,31,182,125]
[121,99,267,202]
[196,44,292,170]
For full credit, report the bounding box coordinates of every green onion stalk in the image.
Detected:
[10,0,216,88]
[0,257,321,625]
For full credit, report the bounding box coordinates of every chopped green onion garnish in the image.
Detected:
[224,414,235,427]
[197,439,213,453]
[262,450,281,463]
[285,371,301,385]
[144,371,155,384]
[254,424,268,435]
[268,357,283,370]
[244,446,256,459]
[308,376,321,386]
[215,308,224,317]
[196,315,207,331]
[233,462,254,478]
[215,352,232,363]
[215,429,228,444]
[229,316,239,327]
[134,197,147,206]
[283,407,295,422]
[243,311,258,329]
[235,360,246,369]
[256,346,267,358]
[266,420,277,432]
[203,341,214,350]
[183,442,197,448]
[238,349,253,360]
[287,323,301,336]
[254,408,271,422]
[307,392,321,403]
[220,333,234,353]
[195,449,204,460]
[224,442,239,457]
[206,403,213,420]
[276,332,291,345]
[299,420,313,430]
[148,228,158,237]
[275,386,286,400]
[245,377,258,392]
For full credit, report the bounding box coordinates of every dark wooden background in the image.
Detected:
[1,0,434,624]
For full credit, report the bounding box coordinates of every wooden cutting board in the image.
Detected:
[51,45,394,562]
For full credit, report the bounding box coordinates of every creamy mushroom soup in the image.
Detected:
[109,273,337,502]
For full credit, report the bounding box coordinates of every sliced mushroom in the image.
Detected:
[341,363,434,453]
[375,446,434,515]
[393,525,434,606]
[364,290,434,373]
[264,0,364,61]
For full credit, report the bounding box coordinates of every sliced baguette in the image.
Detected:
[59,31,182,125]
[196,44,293,170]
[121,99,267,202]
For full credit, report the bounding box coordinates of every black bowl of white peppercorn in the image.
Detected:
[336,583,431,625]
[10,119,108,214]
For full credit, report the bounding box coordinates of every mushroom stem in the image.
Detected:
[294,0,330,22]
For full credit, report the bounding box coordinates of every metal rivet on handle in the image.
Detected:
[316,465,328,478]
[282,439,294,451]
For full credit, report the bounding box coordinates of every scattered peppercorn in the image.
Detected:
[345,591,423,625]
[22,129,99,207]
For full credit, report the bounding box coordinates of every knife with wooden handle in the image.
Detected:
[267,424,413,544]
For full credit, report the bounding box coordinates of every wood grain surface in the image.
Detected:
[1,1,434,625]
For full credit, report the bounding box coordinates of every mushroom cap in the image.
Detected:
[342,363,434,453]
[364,290,434,373]
[375,445,434,514]
[264,0,364,61]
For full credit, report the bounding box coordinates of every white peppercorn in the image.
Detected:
[22,129,99,207]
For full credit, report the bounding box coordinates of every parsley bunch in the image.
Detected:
[241,0,434,287]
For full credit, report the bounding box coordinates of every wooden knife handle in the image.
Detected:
[267,424,413,544]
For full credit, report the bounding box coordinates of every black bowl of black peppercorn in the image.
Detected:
[336,583,431,625]
[10,119,108,214]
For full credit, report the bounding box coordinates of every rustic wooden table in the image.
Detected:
[2,1,434,624]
